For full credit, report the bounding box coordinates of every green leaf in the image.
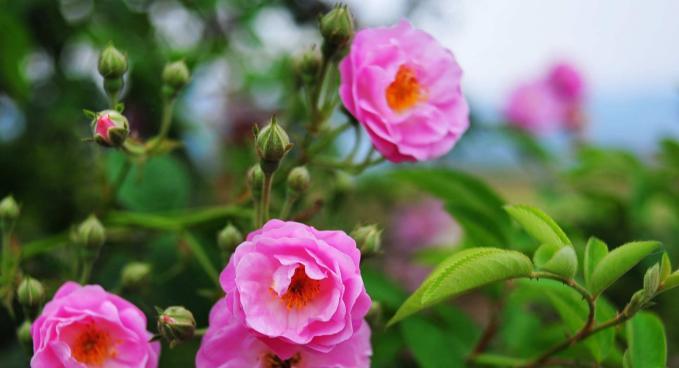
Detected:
[625,312,667,368]
[505,205,571,247]
[533,243,559,268]
[590,241,661,295]
[541,246,578,278]
[660,253,671,282]
[661,270,679,292]
[182,232,220,287]
[584,237,609,289]
[400,317,465,368]
[388,248,533,326]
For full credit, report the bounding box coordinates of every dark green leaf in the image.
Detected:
[584,237,608,289]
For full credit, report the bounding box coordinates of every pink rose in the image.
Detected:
[547,62,585,103]
[339,20,469,163]
[196,298,372,368]
[31,282,160,368]
[220,220,371,358]
[504,80,566,135]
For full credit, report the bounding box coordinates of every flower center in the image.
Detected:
[70,323,115,366]
[263,352,302,368]
[280,266,321,310]
[386,65,426,113]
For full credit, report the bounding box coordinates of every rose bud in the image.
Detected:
[98,44,128,79]
[162,60,191,98]
[17,276,45,316]
[255,117,292,174]
[296,47,321,85]
[92,110,130,148]
[121,262,152,290]
[247,164,265,200]
[16,320,32,351]
[319,4,354,58]
[217,223,243,256]
[351,224,382,257]
[73,215,106,250]
[287,166,311,194]
[157,306,196,348]
[0,195,20,222]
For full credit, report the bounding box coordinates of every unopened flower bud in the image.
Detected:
[255,117,292,173]
[247,164,264,199]
[92,110,129,148]
[162,61,191,97]
[218,223,243,254]
[0,195,20,221]
[287,166,311,194]
[644,263,661,296]
[17,276,45,311]
[157,306,196,348]
[352,225,382,257]
[319,4,354,58]
[625,289,648,316]
[17,320,32,350]
[121,262,152,290]
[98,45,128,79]
[74,215,106,249]
[366,301,383,329]
[296,47,321,84]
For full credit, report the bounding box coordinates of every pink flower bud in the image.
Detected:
[92,110,129,147]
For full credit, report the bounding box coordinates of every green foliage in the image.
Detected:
[389,248,533,325]
[589,241,662,295]
[400,317,465,368]
[584,237,609,290]
[540,246,578,278]
[505,204,571,248]
[625,312,667,367]
[392,169,510,248]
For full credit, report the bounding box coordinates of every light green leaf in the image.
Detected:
[533,243,560,268]
[590,241,661,296]
[626,312,667,368]
[505,205,571,247]
[660,253,671,282]
[541,246,578,278]
[584,237,609,289]
[661,270,679,292]
[388,248,533,326]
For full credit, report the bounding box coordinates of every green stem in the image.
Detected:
[279,192,298,220]
[148,98,176,153]
[346,125,362,162]
[526,272,598,367]
[259,173,274,226]
[194,327,208,337]
[1,221,11,282]
[109,159,131,205]
[79,260,94,284]
[182,232,220,288]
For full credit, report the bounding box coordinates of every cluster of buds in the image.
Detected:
[156,306,196,348]
[98,44,128,101]
[255,117,293,175]
[319,4,354,59]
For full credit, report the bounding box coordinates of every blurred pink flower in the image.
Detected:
[547,62,585,104]
[385,198,461,290]
[219,220,371,358]
[31,282,160,368]
[339,20,469,163]
[505,62,586,135]
[504,80,565,135]
[196,298,372,368]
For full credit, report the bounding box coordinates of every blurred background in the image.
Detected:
[1,0,679,366]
